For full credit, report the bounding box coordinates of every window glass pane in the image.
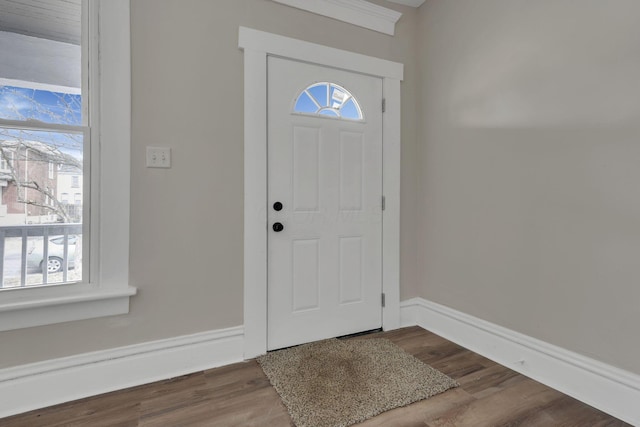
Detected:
[329,86,348,109]
[0,1,84,289]
[0,86,82,125]
[0,0,82,124]
[307,85,328,107]
[340,99,361,120]
[293,82,363,121]
[0,127,83,288]
[293,92,317,114]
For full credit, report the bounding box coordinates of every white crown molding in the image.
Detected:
[400,298,640,426]
[271,0,402,36]
[386,0,425,7]
[0,326,244,418]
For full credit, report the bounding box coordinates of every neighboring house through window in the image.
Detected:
[0,150,14,170]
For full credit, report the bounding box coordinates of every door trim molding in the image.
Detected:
[239,27,403,359]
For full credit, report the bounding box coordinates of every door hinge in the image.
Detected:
[381,293,386,307]
[382,98,386,113]
[381,195,386,211]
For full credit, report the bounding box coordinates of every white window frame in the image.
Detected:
[0,0,135,332]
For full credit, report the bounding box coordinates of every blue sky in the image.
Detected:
[0,85,82,125]
[0,85,83,156]
[294,83,363,120]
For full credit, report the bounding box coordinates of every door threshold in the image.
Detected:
[266,328,384,353]
[337,328,383,340]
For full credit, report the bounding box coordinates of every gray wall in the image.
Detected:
[0,0,420,368]
[416,0,640,374]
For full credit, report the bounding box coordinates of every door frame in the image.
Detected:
[239,27,403,359]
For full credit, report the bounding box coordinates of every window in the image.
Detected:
[0,1,135,331]
[72,175,80,188]
[74,193,82,205]
[0,150,13,170]
[61,193,69,204]
[293,82,363,121]
[1,1,85,287]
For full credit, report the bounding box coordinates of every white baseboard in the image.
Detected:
[0,325,244,419]
[400,298,640,426]
[4,303,639,424]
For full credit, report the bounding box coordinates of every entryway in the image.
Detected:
[240,27,403,359]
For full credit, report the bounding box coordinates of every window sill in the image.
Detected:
[0,286,137,332]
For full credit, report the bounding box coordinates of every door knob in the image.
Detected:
[272,222,284,232]
[273,201,283,211]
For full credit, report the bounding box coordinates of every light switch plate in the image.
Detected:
[146,147,171,168]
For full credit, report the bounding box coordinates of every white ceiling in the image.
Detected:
[0,0,81,45]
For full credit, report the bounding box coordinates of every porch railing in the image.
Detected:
[0,224,82,288]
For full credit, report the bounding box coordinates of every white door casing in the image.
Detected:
[267,57,383,350]
[240,27,403,359]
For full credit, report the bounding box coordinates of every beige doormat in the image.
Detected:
[257,338,458,427]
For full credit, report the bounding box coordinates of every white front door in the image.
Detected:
[267,57,384,350]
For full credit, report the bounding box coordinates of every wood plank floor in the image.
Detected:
[2,327,630,426]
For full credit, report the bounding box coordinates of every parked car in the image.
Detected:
[27,235,78,273]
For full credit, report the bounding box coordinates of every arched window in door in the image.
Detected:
[293,82,364,121]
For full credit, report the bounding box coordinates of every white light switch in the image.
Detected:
[146,146,171,168]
